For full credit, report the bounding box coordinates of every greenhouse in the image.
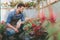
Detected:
[0,0,60,40]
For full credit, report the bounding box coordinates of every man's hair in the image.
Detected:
[17,3,25,8]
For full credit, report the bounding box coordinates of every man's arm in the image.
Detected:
[6,13,18,32]
[16,20,22,29]
[6,23,16,30]
[15,13,25,29]
[7,23,19,32]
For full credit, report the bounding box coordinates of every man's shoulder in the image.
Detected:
[8,10,16,16]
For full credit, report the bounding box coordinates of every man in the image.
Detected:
[2,3,25,40]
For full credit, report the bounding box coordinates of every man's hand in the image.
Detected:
[25,17,31,21]
[14,28,19,33]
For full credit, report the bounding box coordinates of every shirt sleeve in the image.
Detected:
[21,14,25,21]
[6,13,12,24]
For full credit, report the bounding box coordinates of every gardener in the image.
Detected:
[2,3,26,40]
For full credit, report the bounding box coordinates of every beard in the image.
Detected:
[18,11,22,14]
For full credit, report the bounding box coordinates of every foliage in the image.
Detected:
[0,23,5,33]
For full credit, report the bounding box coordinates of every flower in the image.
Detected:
[38,9,46,23]
[32,24,36,28]
[48,6,56,23]
[33,25,41,32]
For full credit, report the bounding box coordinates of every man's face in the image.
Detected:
[18,6,24,12]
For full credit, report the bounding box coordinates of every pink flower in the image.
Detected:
[48,6,56,23]
[38,9,46,23]
[1,20,5,24]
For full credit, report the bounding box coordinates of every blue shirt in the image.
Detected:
[6,10,25,24]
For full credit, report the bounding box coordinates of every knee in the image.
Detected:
[6,29,15,36]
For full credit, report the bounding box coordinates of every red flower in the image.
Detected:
[33,26,41,36]
[32,24,36,28]
[49,15,56,23]
[40,15,46,23]
[33,26,41,32]
[48,6,56,23]
[38,9,46,23]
